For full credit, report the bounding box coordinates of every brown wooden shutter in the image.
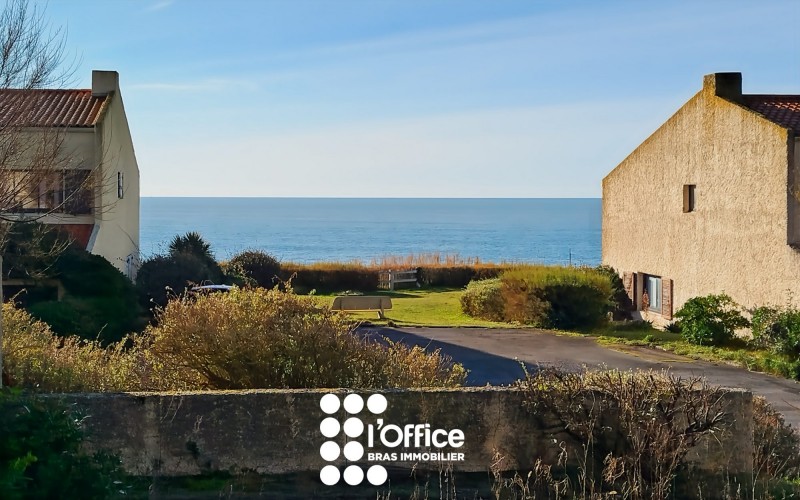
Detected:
[623,272,635,307]
[661,278,673,319]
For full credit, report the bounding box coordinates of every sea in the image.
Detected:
[140,198,601,266]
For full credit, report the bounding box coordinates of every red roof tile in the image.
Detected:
[742,95,800,131]
[0,89,108,128]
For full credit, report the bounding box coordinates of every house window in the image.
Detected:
[683,184,696,212]
[9,169,93,215]
[643,274,662,312]
[117,172,124,199]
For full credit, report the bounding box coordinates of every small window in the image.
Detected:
[117,172,124,199]
[643,274,662,312]
[683,184,696,212]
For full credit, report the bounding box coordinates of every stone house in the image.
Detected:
[602,72,800,323]
[2,70,140,279]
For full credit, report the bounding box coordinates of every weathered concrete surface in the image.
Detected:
[602,72,800,317]
[56,387,752,478]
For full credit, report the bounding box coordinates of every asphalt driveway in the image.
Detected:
[360,326,800,429]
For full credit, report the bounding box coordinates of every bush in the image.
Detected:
[1,224,142,343]
[499,266,613,329]
[227,250,281,288]
[0,390,123,499]
[417,266,504,288]
[136,252,224,309]
[460,278,504,321]
[279,264,378,293]
[753,396,800,480]
[674,294,749,346]
[1,303,142,392]
[594,265,633,319]
[518,369,730,498]
[751,305,800,358]
[145,287,466,390]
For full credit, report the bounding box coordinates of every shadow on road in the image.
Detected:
[358,326,541,386]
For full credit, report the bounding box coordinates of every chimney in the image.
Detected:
[703,72,742,103]
[92,70,119,96]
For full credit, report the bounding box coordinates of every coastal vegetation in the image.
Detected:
[1,288,465,392]
[461,266,613,329]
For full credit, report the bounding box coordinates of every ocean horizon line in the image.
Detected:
[141,196,602,200]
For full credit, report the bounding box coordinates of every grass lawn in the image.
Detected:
[314,287,512,328]
[589,323,800,380]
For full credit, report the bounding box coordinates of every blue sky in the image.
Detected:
[45,0,800,197]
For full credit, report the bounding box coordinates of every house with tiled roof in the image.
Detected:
[2,70,140,278]
[602,72,800,323]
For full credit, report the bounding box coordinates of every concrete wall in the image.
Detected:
[603,73,796,320]
[54,388,753,478]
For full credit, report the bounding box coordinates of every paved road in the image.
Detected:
[360,326,800,429]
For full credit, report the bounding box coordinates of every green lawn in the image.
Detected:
[315,288,512,328]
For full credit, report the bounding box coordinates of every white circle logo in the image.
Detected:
[318,393,392,486]
[319,441,340,462]
[367,465,388,486]
[320,417,340,438]
[320,394,340,414]
[320,465,340,486]
[367,394,387,414]
[343,441,364,461]
[343,394,364,414]
[343,417,364,438]
[343,465,364,486]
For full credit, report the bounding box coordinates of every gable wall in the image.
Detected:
[602,89,794,314]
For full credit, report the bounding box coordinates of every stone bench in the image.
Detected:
[331,295,392,319]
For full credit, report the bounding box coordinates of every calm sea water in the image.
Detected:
[140,198,601,265]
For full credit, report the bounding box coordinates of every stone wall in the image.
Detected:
[53,387,753,478]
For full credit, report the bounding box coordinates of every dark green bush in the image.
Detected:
[0,389,123,499]
[751,306,800,358]
[460,266,613,329]
[136,252,224,309]
[2,228,142,343]
[594,265,633,319]
[227,250,281,288]
[460,278,504,321]
[279,264,379,293]
[417,266,504,288]
[674,294,749,346]
[500,266,613,329]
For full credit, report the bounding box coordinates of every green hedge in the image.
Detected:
[417,266,504,288]
[279,265,379,293]
[462,266,614,329]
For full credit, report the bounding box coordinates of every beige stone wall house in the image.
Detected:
[602,72,800,324]
[1,70,140,278]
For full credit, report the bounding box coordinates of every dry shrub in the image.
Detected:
[144,287,466,390]
[753,396,800,480]
[518,368,729,500]
[460,278,505,321]
[2,303,141,392]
